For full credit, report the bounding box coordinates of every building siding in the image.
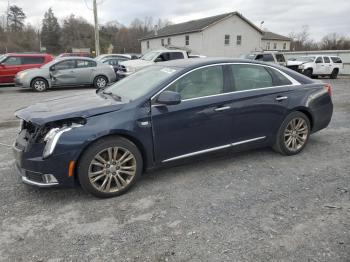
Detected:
[261,40,291,51]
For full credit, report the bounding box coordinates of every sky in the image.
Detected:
[1,0,349,40]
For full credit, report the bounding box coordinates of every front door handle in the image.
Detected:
[276,96,288,101]
[214,106,231,112]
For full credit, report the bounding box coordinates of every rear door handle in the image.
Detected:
[276,96,288,101]
[214,106,231,112]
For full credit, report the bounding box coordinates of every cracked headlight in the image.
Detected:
[43,123,83,159]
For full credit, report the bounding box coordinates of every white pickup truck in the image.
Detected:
[287,55,343,79]
[117,50,190,79]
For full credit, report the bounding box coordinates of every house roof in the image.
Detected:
[262,31,291,41]
[140,12,263,41]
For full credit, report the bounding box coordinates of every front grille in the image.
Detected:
[25,170,43,183]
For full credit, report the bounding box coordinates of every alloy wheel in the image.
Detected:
[284,117,309,152]
[88,147,137,193]
[96,77,107,88]
[33,80,47,91]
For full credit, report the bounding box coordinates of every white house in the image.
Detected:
[261,31,291,51]
[140,12,291,57]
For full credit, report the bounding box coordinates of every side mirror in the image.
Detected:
[50,66,56,71]
[156,91,181,106]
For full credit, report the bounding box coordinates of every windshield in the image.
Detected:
[104,66,178,101]
[0,55,7,63]
[295,56,315,62]
[141,51,160,61]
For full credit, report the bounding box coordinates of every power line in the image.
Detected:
[83,0,93,10]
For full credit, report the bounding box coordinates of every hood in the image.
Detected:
[120,59,154,69]
[287,60,307,66]
[15,91,126,126]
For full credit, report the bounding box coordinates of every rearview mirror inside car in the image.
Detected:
[156,91,181,106]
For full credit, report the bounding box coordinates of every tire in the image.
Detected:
[330,69,338,79]
[273,111,311,156]
[31,78,48,92]
[304,69,313,78]
[78,136,143,198]
[93,75,108,89]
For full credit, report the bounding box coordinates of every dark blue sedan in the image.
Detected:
[13,59,333,198]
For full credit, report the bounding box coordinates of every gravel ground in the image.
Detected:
[0,80,349,262]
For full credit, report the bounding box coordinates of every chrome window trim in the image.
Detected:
[162,136,266,163]
[151,62,300,105]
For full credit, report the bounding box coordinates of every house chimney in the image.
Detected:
[154,25,158,36]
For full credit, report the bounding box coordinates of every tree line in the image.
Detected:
[0,5,170,55]
[0,5,349,55]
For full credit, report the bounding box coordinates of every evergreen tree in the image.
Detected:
[41,8,61,54]
[7,5,26,32]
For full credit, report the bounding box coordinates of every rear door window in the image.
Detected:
[22,56,45,64]
[76,60,96,68]
[229,64,273,91]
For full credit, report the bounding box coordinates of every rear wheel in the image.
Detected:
[330,69,338,79]
[93,75,108,89]
[273,111,311,155]
[31,78,48,92]
[78,137,143,198]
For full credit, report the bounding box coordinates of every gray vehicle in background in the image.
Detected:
[241,52,287,66]
[14,57,116,92]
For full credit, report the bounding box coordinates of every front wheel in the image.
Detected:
[78,137,143,198]
[31,78,48,92]
[273,111,311,155]
[330,69,338,79]
[93,75,108,89]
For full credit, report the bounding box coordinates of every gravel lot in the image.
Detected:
[0,80,349,262]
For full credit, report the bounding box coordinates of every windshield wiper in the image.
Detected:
[102,91,122,101]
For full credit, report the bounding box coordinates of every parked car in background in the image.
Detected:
[57,52,91,58]
[117,49,190,78]
[0,53,53,85]
[13,59,333,198]
[15,57,116,92]
[101,56,130,76]
[95,54,136,62]
[287,55,343,79]
[241,52,287,66]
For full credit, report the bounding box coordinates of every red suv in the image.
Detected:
[0,53,53,84]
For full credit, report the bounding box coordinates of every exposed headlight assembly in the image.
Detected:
[18,72,28,78]
[43,123,83,159]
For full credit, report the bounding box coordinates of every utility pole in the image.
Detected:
[93,0,100,56]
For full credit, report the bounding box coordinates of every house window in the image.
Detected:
[283,43,286,50]
[224,35,230,45]
[236,35,242,45]
[266,42,270,50]
[147,41,150,49]
[161,39,165,46]
[273,43,277,49]
[168,38,171,45]
[185,35,190,46]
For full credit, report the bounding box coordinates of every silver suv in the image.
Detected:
[241,52,287,66]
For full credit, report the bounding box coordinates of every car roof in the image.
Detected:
[5,53,51,57]
[55,57,96,62]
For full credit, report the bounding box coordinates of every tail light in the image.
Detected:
[324,83,332,97]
